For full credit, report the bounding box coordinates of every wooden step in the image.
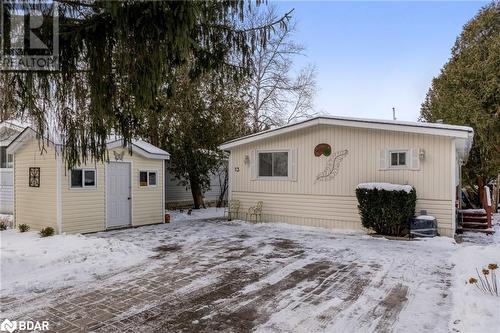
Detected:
[461,213,487,218]
[456,227,494,234]
[462,216,488,222]
[459,209,486,214]
[460,222,489,228]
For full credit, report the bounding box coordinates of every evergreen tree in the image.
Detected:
[420,2,499,190]
[0,1,291,168]
[148,68,248,209]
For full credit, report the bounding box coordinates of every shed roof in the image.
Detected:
[7,127,170,160]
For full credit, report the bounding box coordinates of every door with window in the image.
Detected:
[107,162,131,228]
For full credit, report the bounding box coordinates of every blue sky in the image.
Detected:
[273,1,488,121]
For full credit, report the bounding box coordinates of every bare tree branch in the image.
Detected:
[243,5,317,132]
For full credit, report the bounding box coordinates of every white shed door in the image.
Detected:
[107,162,131,228]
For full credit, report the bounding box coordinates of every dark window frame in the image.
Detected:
[389,151,408,168]
[70,168,97,189]
[139,170,158,187]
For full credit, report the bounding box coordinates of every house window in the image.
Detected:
[390,151,407,167]
[258,151,288,177]
[0,147,13,168]
[70,169,96,188]
[139,171,157,187]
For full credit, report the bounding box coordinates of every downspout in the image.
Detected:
[56,146,63,234]
[451,139,457,236]
[12,152,16,228]
[162,158,165,223]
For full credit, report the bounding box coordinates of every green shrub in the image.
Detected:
[18,224,30,232]
[39,227,55,237]
[0,222,7,231]
[356,185,416,236]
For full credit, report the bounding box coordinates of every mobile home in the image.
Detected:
[220,116,473,237]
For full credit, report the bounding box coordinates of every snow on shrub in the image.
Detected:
[355,183,416,236]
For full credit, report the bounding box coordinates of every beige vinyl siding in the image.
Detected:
[13,139,57,231]
[128,151,164,226]
[61,163,105,234]
[230,124,455,236]
[61,149,164,232]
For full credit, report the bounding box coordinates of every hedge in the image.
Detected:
[355,185,416,236]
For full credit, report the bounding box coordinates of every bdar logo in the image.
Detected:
[0,319,17,333]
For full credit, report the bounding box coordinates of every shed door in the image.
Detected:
[107,162,131,228]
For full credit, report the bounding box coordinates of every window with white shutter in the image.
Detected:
[379,148,421,171]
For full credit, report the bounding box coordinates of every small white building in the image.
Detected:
[220,116,474,237]
[164,162,227,208]
[7,127,169,234]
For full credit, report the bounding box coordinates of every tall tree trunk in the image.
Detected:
[216,166,228,208]
[147,112,160,146]
[189,173,205,209]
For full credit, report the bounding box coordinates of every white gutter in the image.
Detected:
[220,116,474,150]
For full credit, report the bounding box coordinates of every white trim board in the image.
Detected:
[219,116,474,151]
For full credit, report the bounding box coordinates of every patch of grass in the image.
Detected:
[468,263,498,296]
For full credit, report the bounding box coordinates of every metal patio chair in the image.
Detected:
[224,200,240,221]
[246,201,263,223]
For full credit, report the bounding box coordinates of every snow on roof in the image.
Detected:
[0,119,29,131]
[357,182,414,193]
[106,138,170,160]
[219,116,474,150]
[7,128,169,160]
[131,139,170,157]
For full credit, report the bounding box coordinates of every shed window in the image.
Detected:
[258,151,288,177]
[71,169,96,188]
[139,171,157,187]
[390,151,407,167]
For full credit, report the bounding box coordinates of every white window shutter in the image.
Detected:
[378,149,388,170]
[250,150,256,180]
[290,149,298,181]
[410,148,420,170]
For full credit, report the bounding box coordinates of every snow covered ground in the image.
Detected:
[451,214,500,333]
[0,211,498,332]
[0,230,154,296]
[167,206,225,222]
